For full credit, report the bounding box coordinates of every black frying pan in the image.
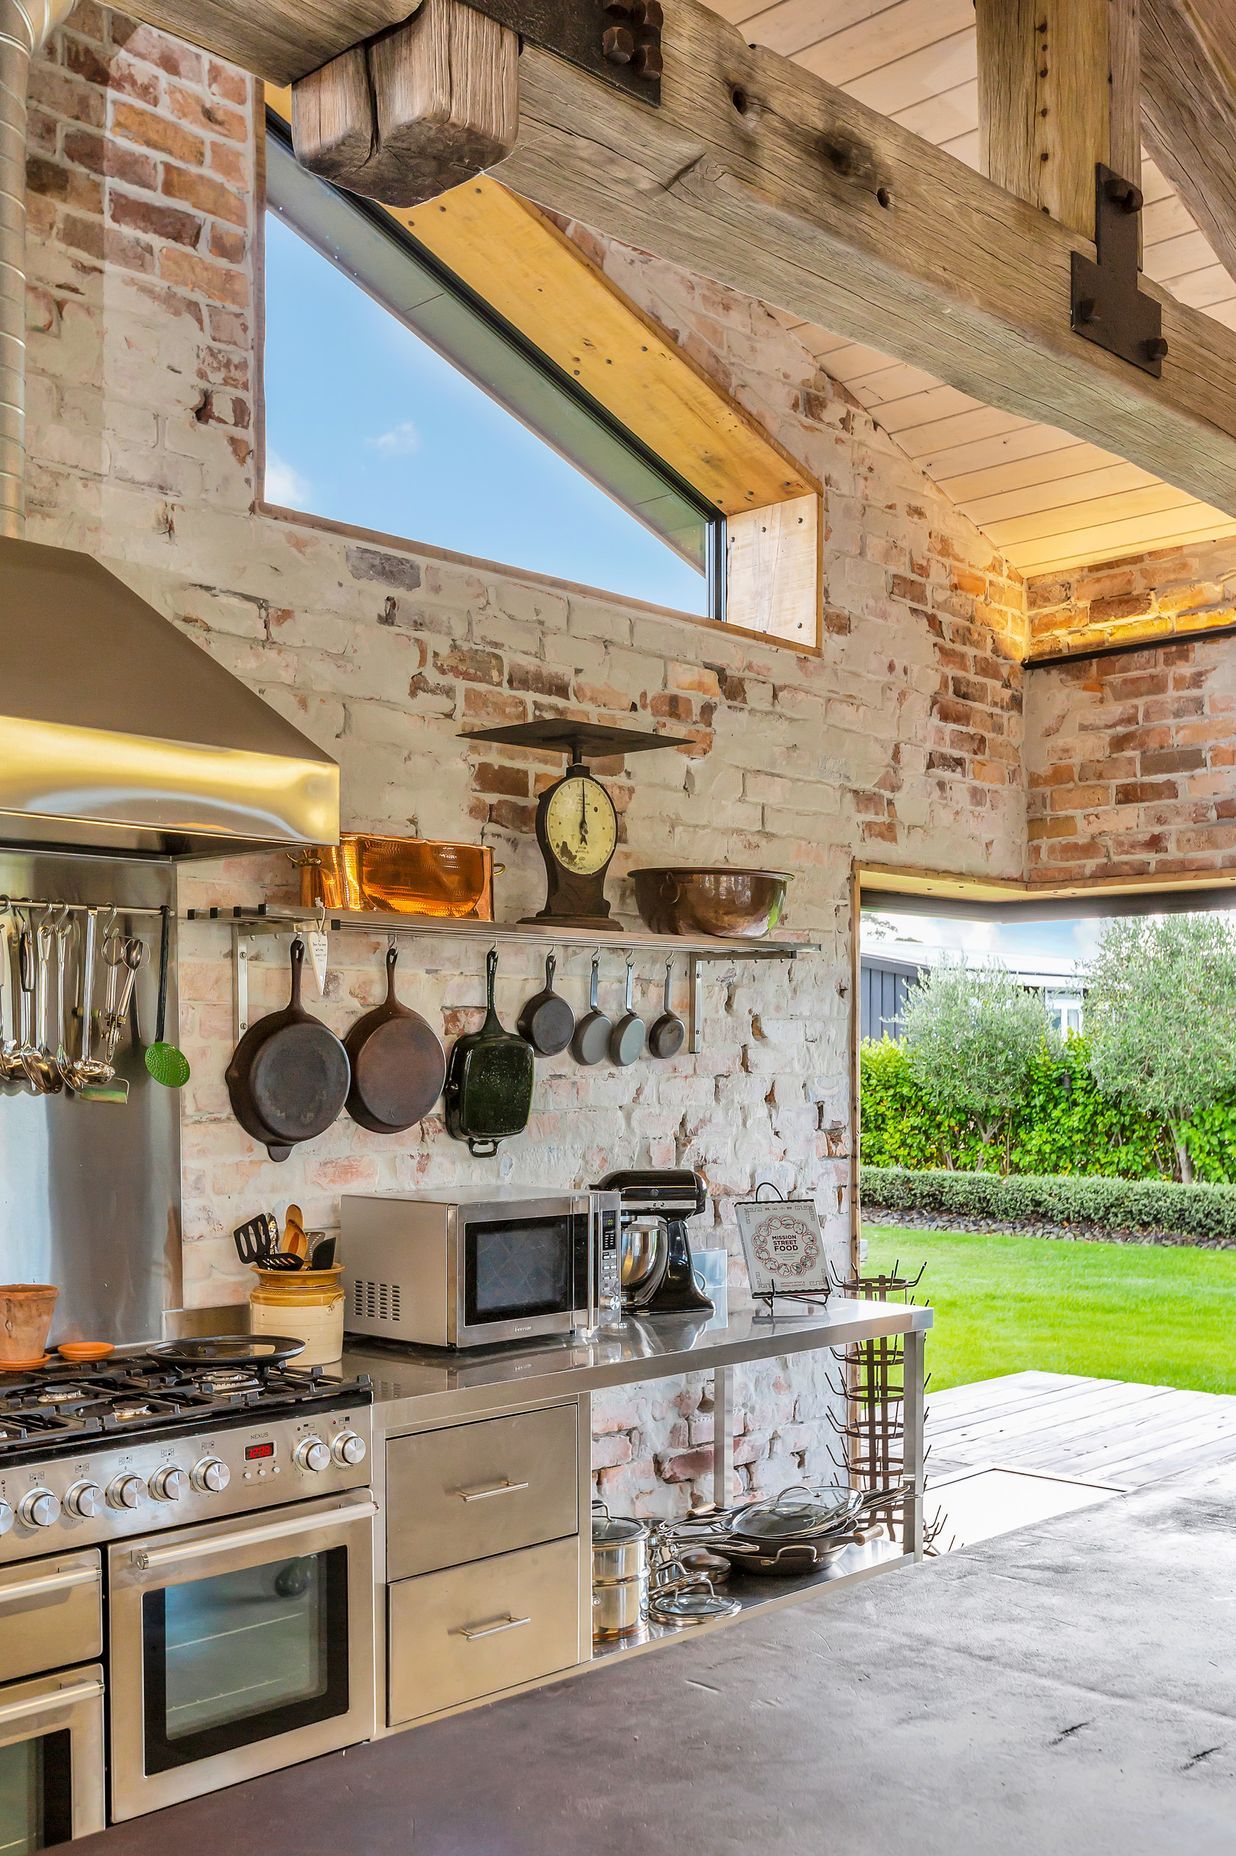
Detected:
[572,953,611,1067]
[444,948,535,1157]
[226,938,351,1162]
[344,944,446,1133]
[517,952,575,1057]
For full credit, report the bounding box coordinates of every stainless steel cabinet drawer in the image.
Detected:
[386,1404,578,1580]
[388,1536,580,1725]
[0,1552,102,1684]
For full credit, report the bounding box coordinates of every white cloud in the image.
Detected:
[368,420,420,458]
[265,450,314,510]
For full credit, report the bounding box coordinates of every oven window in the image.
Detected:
[464,1216,577,1325]
[0,1730,71,1853]
[141,1549,349,1774]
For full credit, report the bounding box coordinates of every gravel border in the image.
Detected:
[862,1205,1236,1251]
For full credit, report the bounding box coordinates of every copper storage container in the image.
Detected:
[295,834,496,920]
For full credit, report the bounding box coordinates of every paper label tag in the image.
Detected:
[308,930,329,995]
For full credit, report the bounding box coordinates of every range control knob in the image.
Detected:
[107,1474,145,1511]
[65,1481,103,1518]
[20,1488,61,1528]
[191,1457,230,1494]
[331,1431,367,1467]
[150,1466,187,1503]
[0,1500,14,1536]
[295,1437,330,1474]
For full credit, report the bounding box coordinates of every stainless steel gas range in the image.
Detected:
[0,1344,375,1842]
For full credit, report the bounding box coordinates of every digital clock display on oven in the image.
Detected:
[245,1441,276,1461]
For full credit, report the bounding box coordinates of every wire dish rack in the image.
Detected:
[825,1258,945,1553]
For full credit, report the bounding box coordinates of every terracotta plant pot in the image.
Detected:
[0,1284,58,1365]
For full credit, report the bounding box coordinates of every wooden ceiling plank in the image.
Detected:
[965,459,1160,526]
[796,0,975,87]
[987,482,1199,547]
[923,423,1084,481]
[1144,228,1223,282]
[1009,510,1236,572]
[734,1,884,56]
[941,439,1125,501]
[891,80,977,145]
[871,382,983,433]
[844,28,976,114]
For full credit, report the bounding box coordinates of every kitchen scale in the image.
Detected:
[460,719,690,932]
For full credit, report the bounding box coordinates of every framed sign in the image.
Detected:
[735,1193,830,1300]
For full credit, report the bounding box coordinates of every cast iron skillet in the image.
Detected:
[571,953,611,1067]
[517,952,575,1057]
[226,938,351,1162]
[444,948,535,1156]
[344,944,446,1133]
[648,959,686,1059]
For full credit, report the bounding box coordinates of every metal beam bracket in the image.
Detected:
[459,0,662,105]
[1070,164,1166,377]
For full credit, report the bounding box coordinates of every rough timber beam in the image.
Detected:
[976,0,1141,238]
[137,0,1236,521]
[1142,0,1236,283]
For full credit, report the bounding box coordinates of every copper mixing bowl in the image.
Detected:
[630,868,790,939]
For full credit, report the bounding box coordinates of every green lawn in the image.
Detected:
[863,1225,1236,1396]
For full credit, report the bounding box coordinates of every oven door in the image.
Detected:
[456,1195,591,1345]
[0,1665,105,1850]
[107,1490,376,1821]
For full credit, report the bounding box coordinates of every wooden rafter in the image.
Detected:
[1142,0,1236,283]
[137,0,1236,523]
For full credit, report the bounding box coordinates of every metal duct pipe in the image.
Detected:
[0,0,74,538]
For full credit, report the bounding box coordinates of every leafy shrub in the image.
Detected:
[899,960,1050,1165]
[861,1166,1236,1241]
[861,1035,1177,1179]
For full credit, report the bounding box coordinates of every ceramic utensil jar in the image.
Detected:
[250,1265,344,1367]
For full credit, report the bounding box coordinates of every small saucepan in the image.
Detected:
[609,955,645,1067]
[647,959,685,1060]
[572,954,611,1067]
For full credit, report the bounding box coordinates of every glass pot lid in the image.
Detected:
[729,1482,862,1543]
[647,1578,741,1626]
[592,1502,649,1545]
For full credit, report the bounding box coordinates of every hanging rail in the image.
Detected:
[184,904,811,1056]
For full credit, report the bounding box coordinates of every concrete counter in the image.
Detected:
[63,1462,1236,1856]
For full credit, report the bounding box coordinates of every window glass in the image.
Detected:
[264,132,720,615]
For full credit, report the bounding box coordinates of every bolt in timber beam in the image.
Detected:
[293,0,518,208]
[976,0,1141,239]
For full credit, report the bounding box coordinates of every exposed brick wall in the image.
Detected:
[24,11,1028,1514]
[1026,637,1236,883]
[1027,538,1236,657]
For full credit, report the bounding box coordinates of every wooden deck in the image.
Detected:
[928,1370,1236,1490]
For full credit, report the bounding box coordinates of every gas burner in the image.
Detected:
[31,1384,94,1406]
[195,1369,261,1396]
[102,1396,185,1428]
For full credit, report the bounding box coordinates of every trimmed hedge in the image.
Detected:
[861,1036,1183,1180]
[861,1165,1236,1241]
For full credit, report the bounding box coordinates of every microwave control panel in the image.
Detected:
[596,1205,623,1322]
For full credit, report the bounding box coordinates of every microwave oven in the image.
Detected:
[341,1189,623,1349]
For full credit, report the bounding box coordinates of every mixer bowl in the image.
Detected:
[621,1219,667,1296]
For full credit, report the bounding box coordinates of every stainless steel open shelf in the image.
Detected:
[591,1536,909,1663]
[184,905,811,1053]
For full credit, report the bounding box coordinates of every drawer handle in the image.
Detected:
[454,1614,533,1643]
[454,1478,531,1504]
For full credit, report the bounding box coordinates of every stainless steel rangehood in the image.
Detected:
[0,536,340,857]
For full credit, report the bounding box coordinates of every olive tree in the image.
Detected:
[899,959,1050,1169]
[1085,913,1236,1183]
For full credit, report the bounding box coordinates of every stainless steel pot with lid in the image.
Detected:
[592,1502,650,1641]
[727,1482,862,1543]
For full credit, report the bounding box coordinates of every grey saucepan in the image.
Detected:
[647,958,685,1059]
[572,953,611,1066]
[608,955,645,1067]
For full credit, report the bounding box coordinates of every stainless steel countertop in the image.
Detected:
[344,1296,932,1426]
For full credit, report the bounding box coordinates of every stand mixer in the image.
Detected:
[596,1169,715,1316]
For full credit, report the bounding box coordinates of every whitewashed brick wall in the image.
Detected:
[23,10,1027,1512]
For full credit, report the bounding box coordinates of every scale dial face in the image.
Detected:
[545,774,618,878]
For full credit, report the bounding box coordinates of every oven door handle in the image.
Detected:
[130,1500,379,1571]
[0,1677,103,1728]
[0,1564,99,1605]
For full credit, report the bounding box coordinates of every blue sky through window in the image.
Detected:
[263,213,711,613]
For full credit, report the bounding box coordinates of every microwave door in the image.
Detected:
[107,1491,376,1821]
[459,1208,581,1345]
[0,1666,105,1849]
